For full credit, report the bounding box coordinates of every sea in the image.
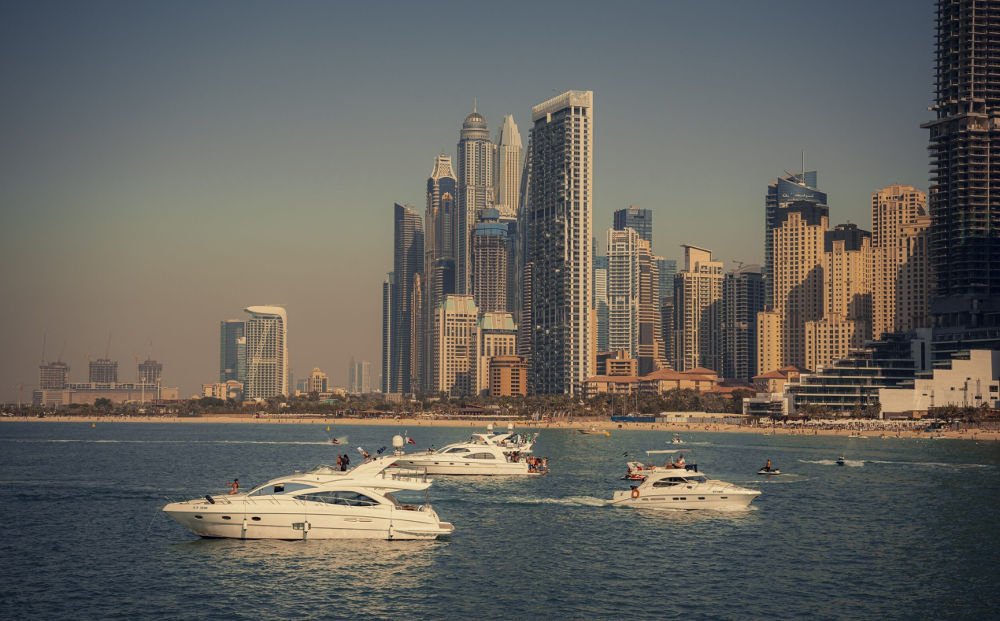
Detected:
[1,421,997,620]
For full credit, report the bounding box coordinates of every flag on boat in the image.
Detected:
[407,437,416,444]
[356,446,365,454]
[376,446,387,454]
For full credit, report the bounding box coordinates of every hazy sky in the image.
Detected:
[0,0,934,400]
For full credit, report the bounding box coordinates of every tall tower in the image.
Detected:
[390,203,423,393]
[757,202,828,373]
[922,0,1000,352]
[425,154,459,312]
[381,275,392,393]
[722,265,764,381]
[593,244,609,353]
[607,227,661,374]
[472,208,510,313]
[871,184,929,339]
[804,224,873,372]
[764,170,827,306]
[244,305,288,399]
[673,245,723,372]
[457,106,496,294]
[494,114,523,219]
[219,319,245,382]
[525,90,595,395]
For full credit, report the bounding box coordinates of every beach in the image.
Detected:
[4,414,998,441]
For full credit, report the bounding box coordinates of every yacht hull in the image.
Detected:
[609,490,759,510]
[390,459,539,476]
[163,500,453,540]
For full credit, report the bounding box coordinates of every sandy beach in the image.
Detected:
[4,414,998,441]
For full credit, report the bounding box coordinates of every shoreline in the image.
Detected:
[3,415,997,441]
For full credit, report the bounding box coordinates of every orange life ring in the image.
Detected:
[631,488,640,499]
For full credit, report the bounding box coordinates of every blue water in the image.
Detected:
[1,422,998,620]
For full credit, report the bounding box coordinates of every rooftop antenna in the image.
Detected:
[473,97,477,113]
[801,150,805,179]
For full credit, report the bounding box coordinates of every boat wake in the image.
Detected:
[865,459,992,469]
[800,458,864,467]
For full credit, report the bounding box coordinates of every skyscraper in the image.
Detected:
[922,0,1000,352]
[764,170,827,306]
[244,305,288,399]
[673,245,723,372]
[607,227,661,374]
[593,248,609,353]
[472,208,510,313]
[525,90,595,395]
[219,319,245,382]
[757,202,828,373]
[804,224,873,372]
[425,154,459,312]
[494,114,523,219]
[614,205,653,246]
[722,265,764,381]
[457,106,495,294]
[381,275,392,393]
[390,203,423,393]
[871,184,929,340]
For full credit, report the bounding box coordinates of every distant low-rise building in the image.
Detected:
[203,381,244,401]
[879,350,1000,414]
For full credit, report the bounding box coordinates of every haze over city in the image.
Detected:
[1,0,932,400]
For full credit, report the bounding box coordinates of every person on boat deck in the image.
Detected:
[341,454,350,471]
[362,449,371,461]
[676,455,686,468]
[229,479,239,494]
[765,459,771,471]
[335,455,343,470]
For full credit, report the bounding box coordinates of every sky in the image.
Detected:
[0,0,936,401]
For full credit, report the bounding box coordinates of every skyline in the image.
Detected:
[1,1,934,400]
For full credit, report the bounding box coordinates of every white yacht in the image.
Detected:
[391,425,544,476]
[163,444,454,540]
[610,465,761,510]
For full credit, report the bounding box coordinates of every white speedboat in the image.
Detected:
[668,434,684,444]
[391,426,544,476]
[610,465,760,510]
[163,450,454,541]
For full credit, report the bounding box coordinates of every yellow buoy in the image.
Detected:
[326,426,331,431]
[91,423,96,428]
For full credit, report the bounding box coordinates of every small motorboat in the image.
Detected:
[836,456,846,466]
[667,434,684,444]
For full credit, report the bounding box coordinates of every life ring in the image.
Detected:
[631,488,640,499]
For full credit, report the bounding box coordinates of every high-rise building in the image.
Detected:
[614,206,653,246]
[348,356,357,393]
[494,114,523,219]
[673,245,723,372]
[88,358,118,384]
[593,249,609,353]
[457,107,496,294]
[607,227,662,374]
[871,184,929,340]
[764,170,827,306]
[722,265,764,381]
[244,305,288,399]
[425,154,459,316]
[475,312,518,395]
[381,275,392,393]
[524,90,595,395]
[432,295,479,396]
[138,359,162,385]
[757,202,828,373]
[921,0,1000,354]
[804,224,873,372]
[472,208,510,313]
[359,360,373,394]
[306,367,329,393]
[656,258,677,303]
[219,319,245,382]
[390,203,423,393]
[39,361,69,390]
